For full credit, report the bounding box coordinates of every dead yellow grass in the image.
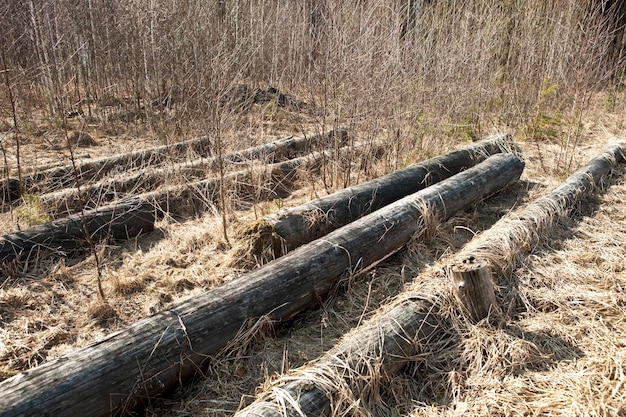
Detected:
[1,87,626,416]
[138,121,626,416]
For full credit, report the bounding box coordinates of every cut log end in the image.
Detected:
[450,257,502,324]
[231,220,287,268]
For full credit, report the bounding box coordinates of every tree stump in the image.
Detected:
[450,257,501,323]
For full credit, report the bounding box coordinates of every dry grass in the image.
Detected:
[408,177,626,416]
[1,106,625,417]
[1,1,626,416]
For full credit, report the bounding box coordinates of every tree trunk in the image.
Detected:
[0,153,523,417]
[20,128,347,197]
[236,299,438,417]
[0,199,155,264]
[454,140,626,278]
[36,129,348,216]
[248,134,513,261]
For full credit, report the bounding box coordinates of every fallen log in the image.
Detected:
[234,141,626,417]
[42,146,347,222]
[21,135,214,194]
[144,150,329,218]
[37,129,348,216]
[1,178,21,204]
[236,299,438,417]
[246,134,513,262]
[20,128,347,198]
[0,199,155,264]
[454,140,626,278]
[0,153,523,417]
[4,144,358,256]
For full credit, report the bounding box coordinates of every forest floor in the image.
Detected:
[1,91,625,416]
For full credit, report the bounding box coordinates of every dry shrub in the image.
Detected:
[87,302,118,325]
[111,273,146,296]
[0,1,618,176]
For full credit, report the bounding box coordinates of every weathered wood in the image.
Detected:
[234,141,626,417]
[33,129,348,214]
[2,143,365,258]
[21,135,214,194]
[0,153,523,417]
[449,257,500,322]
[0,199,155,264]
[253,134,513,258]
[454,140,626,277]
[19,128,347,197]
[236,299,438,417]
[105,147,342,221]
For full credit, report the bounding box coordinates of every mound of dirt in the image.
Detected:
[67,131,99,148]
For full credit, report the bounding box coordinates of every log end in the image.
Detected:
[449,257,502,324]
[1,178,22,203]
[231,219,287,268]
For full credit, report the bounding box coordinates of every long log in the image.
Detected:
[454,140,626,276]
[144,149,330,218]
[36,129,348,216]
[21,135,214,194]
[0,199,155,264]
[250,134,513,259]
[0,153,524,417]
[234,141,626,417]
[19,128,347,197]
[55,146,348,222]
[3,145,351,258]
[235,300,437,417]
[2,143,362,262]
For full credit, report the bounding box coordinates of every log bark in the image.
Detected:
[1,177,21,204]
[33,129,348,214]
[0,199,155,264]
[21,135,214,194]
[20,128,347,197]
[236,299,438,417]
[41,136,360,221]
[0,153,523,417]
[453,140,626,277]
[93,146,346,222]
[253,134,513,257]
[4,143,363,258]
[449,257,501,322]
